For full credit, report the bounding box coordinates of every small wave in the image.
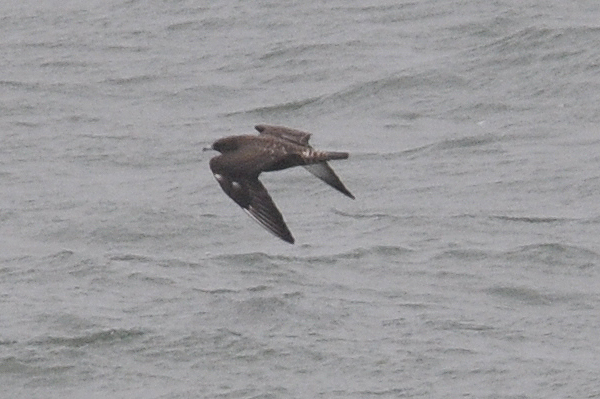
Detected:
[229,69,465,119]
[486,285,554,306]
[492,215,569,224]
[0,356,72,375]
[102,74,159,86]
[166,20,197,32]
[332,209,404,221]
[46,249,76,260]
[90,226,152,244]
[402,132,512,159]
[38,250,81,269]
[234,296,289,317]
[506,243,599,269]
[210,245,413,265]
[437,320,494,332]
[212,251,285,265]
[0,80,41,90]
[226,96,321,118]
[433,248,490,262]
[110,253,154,263]
[335,245,413,259]
[483,26,559,54]
[111,253,204,270]
[483,26,600,56]
[435,134,499,151]
[258,42,336,63]
[195,287,240,294]
[38,328,145,348]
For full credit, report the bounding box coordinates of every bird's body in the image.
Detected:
[209,124,354,244]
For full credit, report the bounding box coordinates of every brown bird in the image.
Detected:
[208,124,354,244]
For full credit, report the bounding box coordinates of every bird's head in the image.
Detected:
[207,136,239,154]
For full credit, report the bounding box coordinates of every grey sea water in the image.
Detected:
[2,1,600,398]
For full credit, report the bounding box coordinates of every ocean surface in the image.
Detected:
[2,1,600,398]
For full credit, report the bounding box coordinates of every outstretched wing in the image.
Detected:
[255,124,311,146]
[244,178,295,244]
[303,163,355,199]
[211,171,294,244]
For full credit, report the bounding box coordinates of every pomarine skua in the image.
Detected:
[208,124,354,244]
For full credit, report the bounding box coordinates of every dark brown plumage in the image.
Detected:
[209,124,354,244]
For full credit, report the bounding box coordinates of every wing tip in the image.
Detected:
[243,208,295,244]
[282,234,295,244]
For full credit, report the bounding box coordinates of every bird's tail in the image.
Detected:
[309,150,349,163]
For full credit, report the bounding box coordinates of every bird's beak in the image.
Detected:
[202,146,213,152]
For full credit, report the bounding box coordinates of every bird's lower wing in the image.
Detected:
[303,163,355,199]
[244,179,295,244]
[212,172,294,244]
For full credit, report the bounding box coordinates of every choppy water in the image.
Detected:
[2,1,600,398]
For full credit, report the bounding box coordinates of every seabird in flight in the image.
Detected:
[208,124,354,244]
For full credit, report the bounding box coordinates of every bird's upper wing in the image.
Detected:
[255,124,311,146]
[212,171,294,244]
